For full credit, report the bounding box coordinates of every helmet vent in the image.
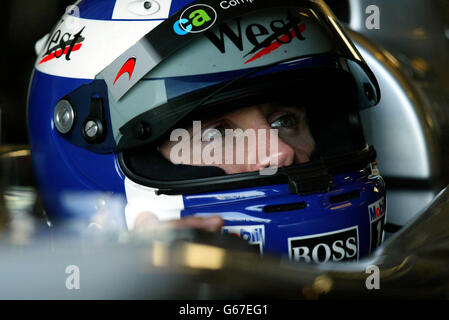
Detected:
[264,201,307,213]
[329,190,360,204]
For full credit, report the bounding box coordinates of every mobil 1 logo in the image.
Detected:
[368,197,386,253]
[288,226,359,264]
[222,225,265,254]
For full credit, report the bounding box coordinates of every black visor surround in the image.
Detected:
[119,67,376,196]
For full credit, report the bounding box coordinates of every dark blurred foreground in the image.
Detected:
[0,0,73,145]
[0,147,448,300]
[0,188,449,300]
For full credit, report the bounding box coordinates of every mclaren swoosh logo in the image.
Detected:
[114,57,137,85]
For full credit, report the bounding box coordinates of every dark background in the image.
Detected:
[0,0,73,145]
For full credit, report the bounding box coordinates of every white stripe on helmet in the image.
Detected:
[35,16,163,79]
[112,0,172,20]
[124,177,184,230]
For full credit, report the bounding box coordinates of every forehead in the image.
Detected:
[192,98,301,119]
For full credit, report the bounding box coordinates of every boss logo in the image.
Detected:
[288,227,359,264]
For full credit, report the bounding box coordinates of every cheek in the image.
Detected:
[300,130,316,154]
[159,143,172,161]
[295,150,311,163]
[160,139,196,164]
[280,130,316,161]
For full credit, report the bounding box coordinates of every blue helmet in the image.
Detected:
[28,0,385,262]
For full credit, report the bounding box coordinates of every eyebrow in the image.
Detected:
[181,100,305,128]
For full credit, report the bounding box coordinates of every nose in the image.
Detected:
[250,130,296,172]
[226,106,297,174]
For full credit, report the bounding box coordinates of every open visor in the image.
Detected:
[58,0,380,154]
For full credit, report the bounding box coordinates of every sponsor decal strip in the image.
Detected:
[101,0,320,100]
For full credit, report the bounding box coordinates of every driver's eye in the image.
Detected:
[202,125,226,141]
[270,114,297,129]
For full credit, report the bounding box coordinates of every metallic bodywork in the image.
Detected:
[344,0,449,228]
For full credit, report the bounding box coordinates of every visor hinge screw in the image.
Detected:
[83,119,104,143]
[82,97,106,144]
[135,121,151,140]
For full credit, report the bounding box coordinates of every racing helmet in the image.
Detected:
[28,0,386,262]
